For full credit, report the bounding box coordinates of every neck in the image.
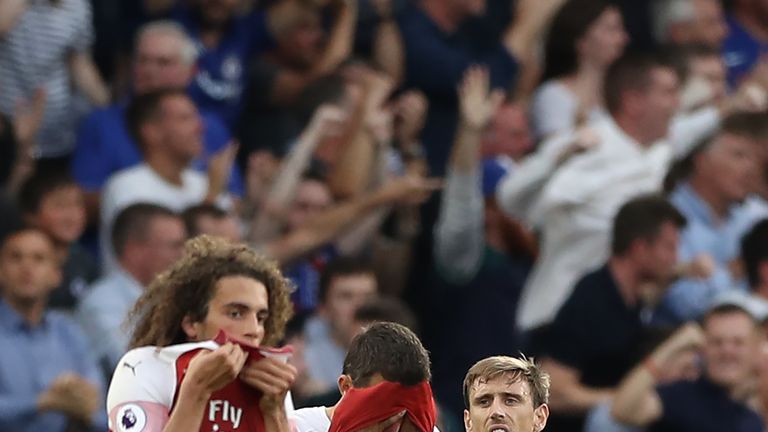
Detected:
[689,176,731,221]
[119,260,151,288]
[146,152,187,186]
[567,63,606,106]
[608,256,642,307]
[734,8,768,42]
[4,296,46,326]
[614,114,656,147]
[420,0,463,32]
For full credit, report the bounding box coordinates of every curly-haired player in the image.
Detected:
[106,235,297,432]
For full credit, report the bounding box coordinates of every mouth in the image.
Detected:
[487,424,510,432]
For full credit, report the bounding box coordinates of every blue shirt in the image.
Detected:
[72,102,244,196]
[398,5,518,176]
[722,15,768,88]
[650,377,763,432]
[76,269,144,370]
[654,183,754,325]
[0,300,107,432]
[174,7,273,128]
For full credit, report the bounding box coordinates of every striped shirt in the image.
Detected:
[0,0,93,157]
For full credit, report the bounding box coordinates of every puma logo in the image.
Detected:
[123,361,142,376]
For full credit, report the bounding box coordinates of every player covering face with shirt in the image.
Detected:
[106,235,296,432]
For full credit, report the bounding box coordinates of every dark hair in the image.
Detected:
[128,236,294,348]
[742,219,768,289]
[604,52,673,114]
[611,194,686,256]
[112,203,179,258]
[353,297,419,335]
[125,88,187,146]
[319,256,376,304]
[17,169,77,215]
[0,224,56,253]
[293,74,346,129]
[542,0,615,81]
[703,303,759,328]
[181,204,229,238]
[342,322,431,387]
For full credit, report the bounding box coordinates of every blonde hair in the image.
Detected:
[463,356,550,408]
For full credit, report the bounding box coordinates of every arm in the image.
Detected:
[265,174,439,265]
[540,357,614,414]
[0,0,27,37]
[249,106,345,243]
[434,68,503,282]
[611,324,705,426]
[496,128,599,224]
[68,53,110,106]
[371,0,404,84]
[328,71,393,199]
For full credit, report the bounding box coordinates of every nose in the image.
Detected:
[242,314,265,344]
[489,399,507,420]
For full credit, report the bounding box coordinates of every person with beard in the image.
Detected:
[534,195,688,432]
[428,67,536,421]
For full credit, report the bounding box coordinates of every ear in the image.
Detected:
[181,315,200,341]
[463,409,472,432]
[337,374,353,395]
[532,404,549,432]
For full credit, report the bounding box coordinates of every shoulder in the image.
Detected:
[533,81,573,105]
[106,165,149,188]
[290,406,331,432]
[46,311,89,341]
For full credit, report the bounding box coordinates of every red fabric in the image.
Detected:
[329,381,437,432]
[169,332,293,431]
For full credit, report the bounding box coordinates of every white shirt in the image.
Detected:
[291,406,331,432]
[498,109,720,331]
[99,163,230,272]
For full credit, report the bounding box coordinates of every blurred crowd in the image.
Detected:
[6,0,768,431]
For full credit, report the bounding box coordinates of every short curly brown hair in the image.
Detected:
[127,235,294,348]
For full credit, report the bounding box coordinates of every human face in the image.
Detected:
[196,214,242,243]
[483,105,533,161]
[688,55,728,102]
[450,0,487,17]
[0,231,61,305]
[140,216,187,282]
[690,0,728,48]
[157,95,204,163]
[464,373,548,432]
[577,7,628,68]
[196,0,239,27]
[704,311,760,390]
[323,273,378,347]
[29,185,86,244]
[186,275,270,346]
[133,32,194,94]
[636,222,680,285]
[700,134,760,203]
[287,180,332,230]
[636,67,680,144]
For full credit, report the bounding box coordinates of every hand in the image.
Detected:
[239,357,297,411]
[367,107,394,145]
[723,82,768,114]
[556,127,600,164]
[395,91,428,146]
[207,141,239,202]
[182,343,248,397]
[363,69,395,113]
[458,66,505,130]
[378,175,442,206]
[676,254,716,280]
[307,104,348,139]
[653,323,706,367]
[38,373,100,422]
[246,150,280,206]
[13,88,46,146]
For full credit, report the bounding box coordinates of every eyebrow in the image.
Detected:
[473,392,525,402]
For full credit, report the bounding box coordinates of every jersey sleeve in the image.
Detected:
[107,347,177,432]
